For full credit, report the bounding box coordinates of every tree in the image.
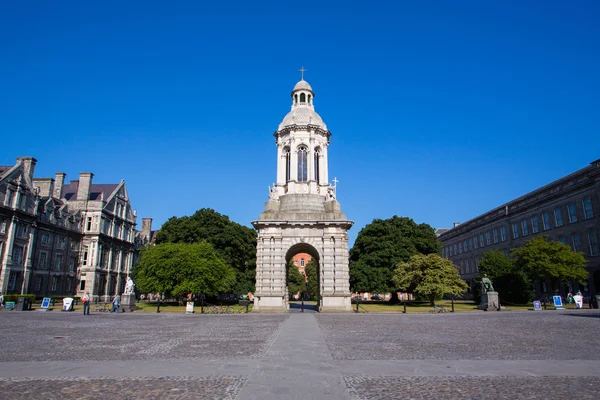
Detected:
[131,242,236,299]
[305,259,319,299]
[476,250,532,304]
[349,216,440,294]
[392,253,468,306]
[155,208,257,294]
[512,236,588,293]
[287,259,305,298]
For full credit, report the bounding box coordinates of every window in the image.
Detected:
[542,212,551,230]
[485,232,491,246]
[86,217,92,231]
[51,276,58,292]
[66,278,71,292]
[469,238,473,251]
[458,242,463,254]
[0,219,6,234]
[554,208,564,227]
[285,148,291,181]
[512,223,519,239]
[70,257,75,272]
[475,259,479,272]
[55,254,62,271]
[445,246,449,257]
[297,146,308,182]
[473,236,479,249]
[466,259,470,274]
[16,223,27,238]
[80,280,86,291]
[521,220,529,236]
[531,216,539,234]
[41,232,49,245]
[60,236,67,249]
[572,234,581,252]
[35,276,42,291]
[589,230,599,256]
[300,258,305,267]
[500,226,507,242]
[12,245,24,265]
[449,246,453,256]
[493,229,499,244]
[8,272,17,290]
[314,149,320,182]
[39,252,47,268]
[454,244,458,255]
[479,234,484,248]
[463,240,468,253]
[300,93,306,102]
[5,189,14,207]
[567,203,578,223]
[583,198,593,219]
[82,246,89,266]
[559,236,567,245]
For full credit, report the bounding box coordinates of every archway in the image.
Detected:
[285,243,320,312]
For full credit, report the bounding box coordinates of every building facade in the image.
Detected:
[0,157,147,301]
[439,159,600,296]
[253,76,353,313]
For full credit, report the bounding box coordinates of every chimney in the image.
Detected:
[77,172,94,201]
[33,178,54,197]
[16,157,37,181]
[453,222,461,228]
[141,218,152,241]
[54,172,66,198]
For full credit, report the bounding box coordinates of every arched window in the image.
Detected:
[297,146,308,182]
[300,93,306,103]
[314,148,320,182]
[308,94,312,104]
[294,94,298,104]
[284,148,291,181]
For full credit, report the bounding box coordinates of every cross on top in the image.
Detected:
[299,66,307,80]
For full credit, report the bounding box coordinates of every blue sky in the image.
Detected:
[1,1,599,245]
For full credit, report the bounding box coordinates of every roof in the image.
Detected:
[278,107,327,130]
[293,79,313,92]
[0,166,13,177]
[62,180,118,201]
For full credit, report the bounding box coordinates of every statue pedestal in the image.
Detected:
[479,291,499,311]
[121,293,137,312]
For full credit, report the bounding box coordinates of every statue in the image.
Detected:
[480,274,494,293]
[326,187,336,201]
[124,277,135,295]
[268,184,280,201]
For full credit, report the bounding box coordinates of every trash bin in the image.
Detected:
[15,297,31,311]
[594,295,600,309]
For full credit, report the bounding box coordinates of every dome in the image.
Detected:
[293,80,313,92]
[278,107,327,130]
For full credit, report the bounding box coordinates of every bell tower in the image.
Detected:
[253,71,353,312]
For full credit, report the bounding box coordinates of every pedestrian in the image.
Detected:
[0,292,4,310]
[110,294,120,313]
[82,292,90,315]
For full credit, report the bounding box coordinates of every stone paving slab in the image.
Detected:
[317,311,600,360]
[343,376,600,400]
[0,376,246,400]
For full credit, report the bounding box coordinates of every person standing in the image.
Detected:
[82,292,90,315]
[110,294,120,313]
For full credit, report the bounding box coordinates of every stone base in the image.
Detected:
[253,296,287,313]
[121,293,137,312]
[320,295,353,313]
[479,292,500,311]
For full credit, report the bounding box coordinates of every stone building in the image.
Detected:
[253,75,353,312]
[0,157,148,301]
[439,159,600,296]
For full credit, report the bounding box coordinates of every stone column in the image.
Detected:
[322,146,329,185]
[290,138,298,182]
[276,145,284,185]
[0,217,17,293]
[21,224,37,294]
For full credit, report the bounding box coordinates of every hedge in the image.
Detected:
[3,294,36,304]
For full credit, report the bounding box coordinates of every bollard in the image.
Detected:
[301,296,304,313]
[452,298,455,313]
[403,300,407,314]
[355,300,359,313]
[245,302,249,313]
[156,298,161,313]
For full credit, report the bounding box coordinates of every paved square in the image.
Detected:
[0,310,599,399]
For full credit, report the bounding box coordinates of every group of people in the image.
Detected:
[81,292,121,315]
[566,291,585,309]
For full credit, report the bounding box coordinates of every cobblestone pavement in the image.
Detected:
[0,310,599,399]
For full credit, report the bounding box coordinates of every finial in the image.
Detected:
[299,66,307,81]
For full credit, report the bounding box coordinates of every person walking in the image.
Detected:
[0,292,4,310]
[110,294,120,313]
[82,292,90,315]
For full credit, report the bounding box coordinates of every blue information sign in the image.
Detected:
[533,301,542,311]
[41,297,51,309]
[553,295,563,308]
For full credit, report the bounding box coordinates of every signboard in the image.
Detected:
[553,295,564,309]
[62,298,74,311]
[41,297,52,309]
[5,302,15,309]
[533,301,542,311]
[186,301,194,314]
[573,295,583,309]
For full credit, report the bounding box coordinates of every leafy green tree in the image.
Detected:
[392,253,468,306]
[287,259,305,298]
[305,259,319,299]
[476,250,532,304]
[132,242,236,298]
[512,236,588,293]
[349,216,440,294]
[155,208,257,294]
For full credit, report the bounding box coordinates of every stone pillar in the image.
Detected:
[276,145,284,185]
[21,225,37,294]
[0,217,17,293]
